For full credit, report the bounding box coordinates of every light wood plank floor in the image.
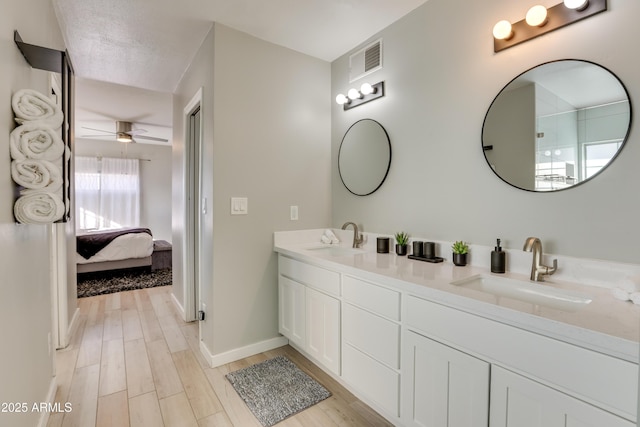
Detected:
[48,285,393,427]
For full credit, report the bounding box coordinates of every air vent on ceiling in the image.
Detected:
[349,39,382,82]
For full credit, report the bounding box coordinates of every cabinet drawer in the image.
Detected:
[342,275,400,320]
[342,343,400,417]
[406,295,638,422]
[279,255,340,296]
[343,303,400,369]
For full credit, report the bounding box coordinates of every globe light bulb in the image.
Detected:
[526,5,548,27]
[360,83,374,95]
[348,88,361,100]
[335,93,348,105]
[564,0,588,10]
[492,20,513,40]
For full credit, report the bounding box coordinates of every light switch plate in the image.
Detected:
[231,197,248,215]
[290,205,299,221]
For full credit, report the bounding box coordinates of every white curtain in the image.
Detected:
[75,156,100,230]
[75,156,140,230]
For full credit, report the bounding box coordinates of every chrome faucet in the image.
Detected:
[522,237,558,282]
[341,222,364,248]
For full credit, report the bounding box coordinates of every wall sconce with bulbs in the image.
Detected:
[492,0,607,52]
[335,81,385,110]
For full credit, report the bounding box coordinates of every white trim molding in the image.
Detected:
[36,377,57,427]
[201,336,289,368]
[171,291,185,320]
[182,86,204,323]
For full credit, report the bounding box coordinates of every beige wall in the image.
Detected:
[173,23,331,356]
[75,138,173,242]
[0,1,65,425]
[331,0,640,263]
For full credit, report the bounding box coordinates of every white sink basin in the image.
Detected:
[304,245,366,257]
[450,274,592,311]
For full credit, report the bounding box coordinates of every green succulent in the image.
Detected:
[452,240,469,254]
[394,232,410,246]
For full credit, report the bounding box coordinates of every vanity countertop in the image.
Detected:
[274,230,640,363]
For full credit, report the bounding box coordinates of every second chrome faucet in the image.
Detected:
[523,237,557,282]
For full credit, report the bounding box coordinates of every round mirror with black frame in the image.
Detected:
[482,59,632,192]
[338,118,392,196]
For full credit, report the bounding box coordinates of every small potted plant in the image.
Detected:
[451,241,469,266]
[395,232,410,256]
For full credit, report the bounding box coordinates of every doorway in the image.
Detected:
[184,88,203,322]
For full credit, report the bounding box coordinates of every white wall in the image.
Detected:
[173,23,331,357]
[331,0,640,263]
[0,1,65,426]
[75,138,173,242]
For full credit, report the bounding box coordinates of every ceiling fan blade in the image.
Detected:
[80,134,117,138]
[81,126,116,134]
[126,129,148,135]
[135,135,169,142]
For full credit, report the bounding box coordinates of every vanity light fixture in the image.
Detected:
[493,0,607,52]
[335,81,385,111]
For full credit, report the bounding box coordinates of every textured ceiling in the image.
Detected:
[75,78,173,145]
[53,0,428,92]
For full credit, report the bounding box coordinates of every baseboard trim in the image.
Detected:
[66,307,80,343]
[56,306,80,350]
[170,291,186,321]
[201,336,289,368]
[37,377,57,427]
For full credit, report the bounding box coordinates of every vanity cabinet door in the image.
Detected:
[306,287,340,375]
[402,331,490,427]
[278,276,306,348]
[490,366,634,427]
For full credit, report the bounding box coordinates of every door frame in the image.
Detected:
[183,87,203,322]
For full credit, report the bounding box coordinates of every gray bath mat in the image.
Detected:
[225,355,331,426]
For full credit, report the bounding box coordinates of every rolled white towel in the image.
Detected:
[14,192,65,224]
[618,276,640,293]
[12,89,63,129]
[10,123,65,161]
[324,229,340,244]
[11,159,62,192]
[611,288,630,301]
[630,292,640,305]
[320,235,331,244]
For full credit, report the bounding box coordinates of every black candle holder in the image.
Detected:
[376,237,390,253]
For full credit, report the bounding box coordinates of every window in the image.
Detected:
[75,156,140,231]
[583,140,622,179]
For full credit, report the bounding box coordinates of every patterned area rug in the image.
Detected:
[226,356,331,426]
[77,268,172,298]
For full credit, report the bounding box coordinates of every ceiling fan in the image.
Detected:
[81,121,169,143]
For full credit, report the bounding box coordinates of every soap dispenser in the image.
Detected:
[491,238,506,273]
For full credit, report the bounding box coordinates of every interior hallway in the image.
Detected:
[46,286,392,427]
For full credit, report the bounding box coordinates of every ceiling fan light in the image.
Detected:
[117,132,132,143]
